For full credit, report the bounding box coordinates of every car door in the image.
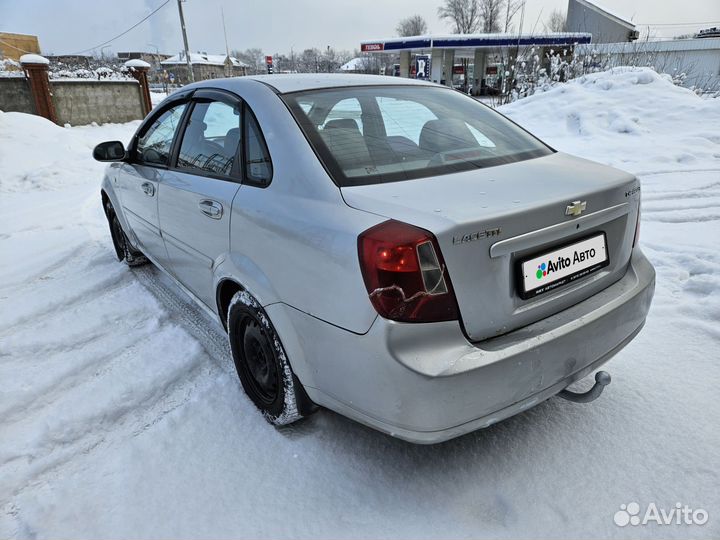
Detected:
[116,101,188,267]
[158,90,243,309]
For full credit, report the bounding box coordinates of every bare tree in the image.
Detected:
[545,9,567,32]
[479,0,505,33]
[231,48,264,74]
[503,0,523,32]
[437,0,481,33]
[298,48,322,73]
[396,14,428,36]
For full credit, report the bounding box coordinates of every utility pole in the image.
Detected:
[177,0,194,83]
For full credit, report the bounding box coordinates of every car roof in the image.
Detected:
[189,73,439,94]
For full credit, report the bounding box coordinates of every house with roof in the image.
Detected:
[160,52,248,84]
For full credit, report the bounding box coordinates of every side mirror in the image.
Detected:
[93,141,126,162]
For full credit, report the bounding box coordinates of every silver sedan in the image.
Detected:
[93,74,655,443]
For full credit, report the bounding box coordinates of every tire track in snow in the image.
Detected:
[0,322,170,426]
[131,265,234,376]
[638,170,720,339]
[639,170,720,224]
[0,191,234,508]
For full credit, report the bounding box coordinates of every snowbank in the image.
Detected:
[0,111,138,192]
[500,67,720,174]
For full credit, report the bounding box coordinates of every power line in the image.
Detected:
[68,0,171,55]
[0,38,38,55]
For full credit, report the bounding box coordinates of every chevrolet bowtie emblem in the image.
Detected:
[565,200,587,217]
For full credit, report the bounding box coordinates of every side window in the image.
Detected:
[244,107,273,185]
[320,98,363,133]
[136,103,187,165]
[177,100,241,176]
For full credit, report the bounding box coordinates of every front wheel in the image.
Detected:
[227,290,314,425]
[104,199,148,267]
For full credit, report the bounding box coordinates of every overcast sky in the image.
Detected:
[1,0,718,57]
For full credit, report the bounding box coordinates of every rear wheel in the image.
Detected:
[104,198,148,267]
[227,290,314,425]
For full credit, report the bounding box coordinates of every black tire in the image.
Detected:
[227,290,314,425]
[104,199,148,267]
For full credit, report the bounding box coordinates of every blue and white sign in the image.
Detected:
[415,55,429,79]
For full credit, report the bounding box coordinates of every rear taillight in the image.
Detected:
[632,205,641,247]
[358,220,459,323]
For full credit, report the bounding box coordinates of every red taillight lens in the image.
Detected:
[358,220,459,323]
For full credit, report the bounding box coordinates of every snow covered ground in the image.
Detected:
[1,68,719,538]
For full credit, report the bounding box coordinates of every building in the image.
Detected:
[359,33,592,93]
[118,51,173,83]
[0,32,40,62]
[160,52,248,84]
[566,0,638,43]
[118,51,172,69]
[118,51,172,63]
[576,38,720,90]
[697,27,720,39]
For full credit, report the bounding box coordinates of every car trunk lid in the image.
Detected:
[341,152,641,341]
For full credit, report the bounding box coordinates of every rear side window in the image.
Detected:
[136,103,187,165]
[283,86,552,186]
[177,100,241,176]
[244,107,272,186]
[321,98,363,133]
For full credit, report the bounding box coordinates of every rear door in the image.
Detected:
[158,89,243,309]
[117,102,188,266]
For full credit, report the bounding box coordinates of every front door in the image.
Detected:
[158,92,243,309]
[117,102,187,266]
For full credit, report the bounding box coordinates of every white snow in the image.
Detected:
[18,53,48,65]
[161,52,248,67]
[340,57,368,71]
[124,59,151,69]
[1,67,719,538]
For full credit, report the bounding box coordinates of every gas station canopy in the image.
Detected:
[360,33,592,55]
[359,32,592,88]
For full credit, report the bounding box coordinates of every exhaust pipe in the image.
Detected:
[558,371,611,403]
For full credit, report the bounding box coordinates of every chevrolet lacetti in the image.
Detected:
[93,74,655,443]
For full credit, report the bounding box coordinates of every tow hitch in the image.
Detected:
[558,371,611,403]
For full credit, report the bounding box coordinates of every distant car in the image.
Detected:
[94,74,655,443]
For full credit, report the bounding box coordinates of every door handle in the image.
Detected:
[198,199,223,219]
[141,182,155,197]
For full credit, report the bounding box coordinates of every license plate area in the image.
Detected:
[518,233,609,299]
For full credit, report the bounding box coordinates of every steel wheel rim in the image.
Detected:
[240,317,279,405]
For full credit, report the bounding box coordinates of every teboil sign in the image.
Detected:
[361,43,384,52]
[265,55,273,74]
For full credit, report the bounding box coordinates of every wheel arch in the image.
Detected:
[216,277,245,331]
[215,276,317,393]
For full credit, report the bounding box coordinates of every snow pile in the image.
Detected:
[49,66,132,80]
[0,69,719,539]
[501,67,720,174]
[0,58,23,77]
[0,111,138,192]
[18,54,49,65]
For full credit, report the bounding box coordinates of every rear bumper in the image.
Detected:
[272,248,655,444]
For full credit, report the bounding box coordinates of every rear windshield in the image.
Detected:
[282,85,553,186]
